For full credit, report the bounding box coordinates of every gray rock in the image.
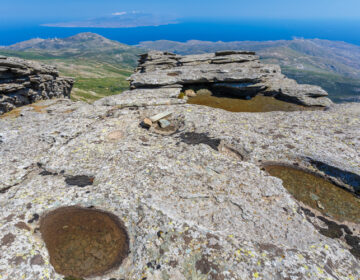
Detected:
[0,94,359,279]
[0,56,74,115]
[158,119,171,128]
[129,51,332,107]
[0,50,358,279]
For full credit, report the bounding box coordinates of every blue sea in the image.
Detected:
[0,19,360,46]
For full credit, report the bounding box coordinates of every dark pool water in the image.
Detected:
[40,207,129,278]
[187,93,318,113]
[264,165,360,224]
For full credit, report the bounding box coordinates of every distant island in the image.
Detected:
[42,12,179,28]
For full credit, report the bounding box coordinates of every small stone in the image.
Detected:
[158,119,171,128]
[317,201,325,210]
[196,89,212,96]
[141,118,153,129]
[310,193,320,201]
[185,89,196,97]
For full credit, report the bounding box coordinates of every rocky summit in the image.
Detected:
[0,56,74,115]
[129,51,333,107]
[0,52,359,280]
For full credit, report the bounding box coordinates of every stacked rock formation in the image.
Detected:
[129,51,332,107]
[0,56,74,115]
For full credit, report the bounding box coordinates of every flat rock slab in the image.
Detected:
[0,96,359,279]
[94,88,185,108]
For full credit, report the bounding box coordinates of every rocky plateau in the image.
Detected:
[0,52,359,280]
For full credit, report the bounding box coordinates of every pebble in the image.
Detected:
[158,119,171,128]
[317,201,325,210]
[141,118,153,129]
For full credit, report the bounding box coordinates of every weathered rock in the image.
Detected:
[141,118,153,128]
[0,56,74,115]
[158,119,171,128]
[130,51,332,107]
[0,94,359,279]
[185,89,196,97]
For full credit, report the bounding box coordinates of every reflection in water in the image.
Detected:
[187,92,319,113]
[264,165,360,224]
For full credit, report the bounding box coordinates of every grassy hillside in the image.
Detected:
[0,33,142,102]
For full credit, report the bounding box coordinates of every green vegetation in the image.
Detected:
[72,77,130,102]
[0,51,136,102]
[0,33,143,102]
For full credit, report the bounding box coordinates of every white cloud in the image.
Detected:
[112,12,127,16]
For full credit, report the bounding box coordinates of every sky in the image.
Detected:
[1,0,360,22]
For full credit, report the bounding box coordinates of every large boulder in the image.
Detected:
[0,56,74,115]
[129,51,332,107]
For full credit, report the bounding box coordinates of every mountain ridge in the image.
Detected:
[3,32,131,52]
[1,32,360,103]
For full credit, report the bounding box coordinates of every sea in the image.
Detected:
[0,19,360,46]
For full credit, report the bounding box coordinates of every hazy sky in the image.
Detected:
[1,0,360,21]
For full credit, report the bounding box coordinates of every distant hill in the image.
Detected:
[1,33,360,103]
[0,33,144,102]
[139,39,360,102]
[2,32,140,68]
[42,12,178,28]
[5,32,126,52]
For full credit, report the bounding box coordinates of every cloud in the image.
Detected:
[112,12,127,16]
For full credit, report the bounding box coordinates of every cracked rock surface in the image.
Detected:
[0,56,74,115]
[0,92,359,279]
